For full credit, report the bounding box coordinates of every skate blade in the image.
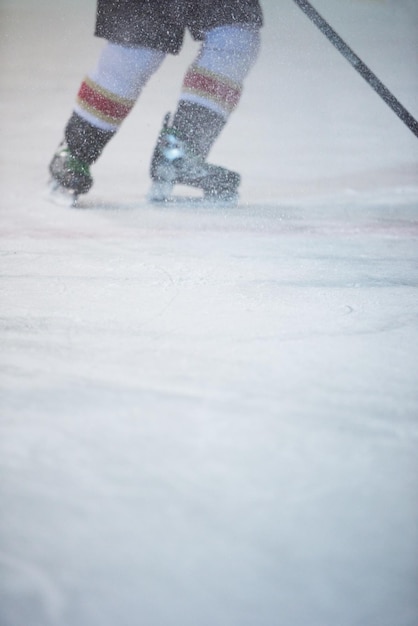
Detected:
[46,180,78,207]
[203,192,239,207]
[147,181,174,203]
[147,182,238,207]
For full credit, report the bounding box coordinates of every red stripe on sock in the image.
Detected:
[183,70,241,110]
[78,81,133,121]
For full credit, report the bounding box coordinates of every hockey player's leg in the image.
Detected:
[49,43,165,203]
[149,25,261,203]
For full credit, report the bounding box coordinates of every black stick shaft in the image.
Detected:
[292,0,418,138]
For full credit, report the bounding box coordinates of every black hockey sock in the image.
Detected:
[172,101,226,159]
[65,112,115,165]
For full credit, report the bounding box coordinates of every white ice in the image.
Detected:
[0,1,418,625]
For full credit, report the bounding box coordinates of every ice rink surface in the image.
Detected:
[1,1,418,625]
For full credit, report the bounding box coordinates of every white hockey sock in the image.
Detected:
[74,43,166,132]
[180,25,261,119]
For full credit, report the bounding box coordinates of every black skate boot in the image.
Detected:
[48,142,93,205]
[149,113,240,204]
[48,113,114,206]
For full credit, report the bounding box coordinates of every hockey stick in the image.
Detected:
[292,0,418,138]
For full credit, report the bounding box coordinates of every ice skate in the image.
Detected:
[148,114,240,204]
[48,141,93,206]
